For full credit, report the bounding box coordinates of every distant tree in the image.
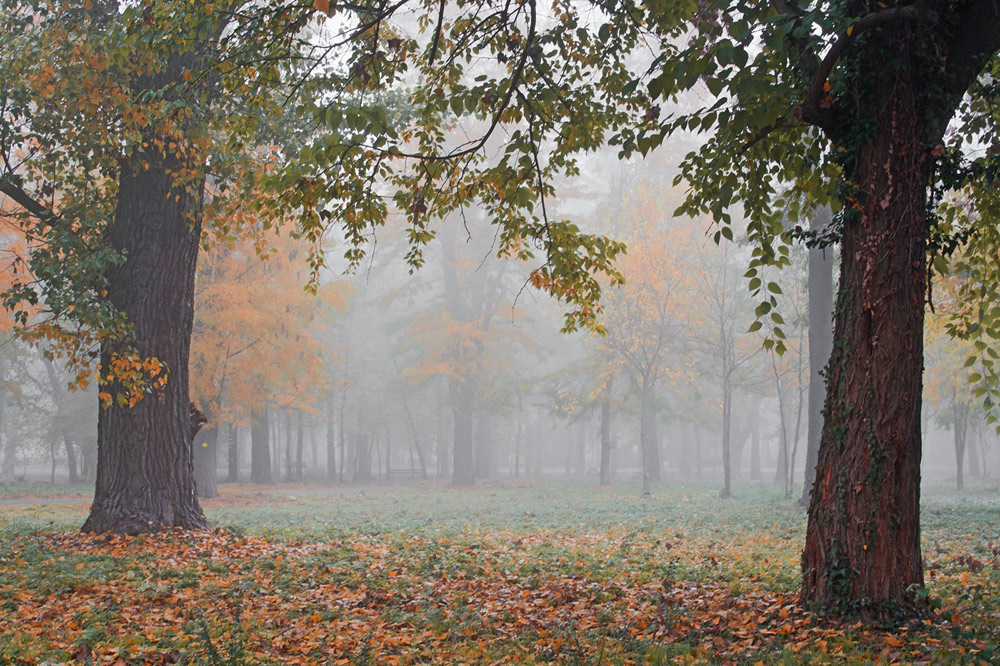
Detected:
[190,229,343,492]
[688,236,763,498]
[800,207,835,506]
[598,185,697,493]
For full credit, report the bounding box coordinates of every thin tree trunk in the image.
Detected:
[44,357,80,484]
[514,418,522,479]
[954,402,968,491]
[721,375,733,498]
[452,386,474,485]
[787,324,808,498]
[600,395,612,485]
[269,408,279,480]
[801,206,835,506]
[295,410,304,480]
[283,410,293,481]
[338,391,347,483]
[226,424,239,483]
[355,432,371,481]
[327,398,338,482]
[476,410,495,479]
[193,422,218,499]
[310,416,318,470]
[250,410,272,484]
[967,422,982,478]
[400,397,428,479]
[640,384,660,487]
[749,405,761,481]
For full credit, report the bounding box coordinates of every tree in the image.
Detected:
[0,1,309,532]
[190,229,342,492]
[688,234,764,497]
[800,207,835,506]
[636,1,1000,617]
[925,271,987,490]
[2,0,639,531]
[597,185,697,492]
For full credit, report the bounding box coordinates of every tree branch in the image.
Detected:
[0,176,59,225]
[393,0,536,163]
[771,0,819,80]
[936,0,1000,137]
[427,0,447,65]
[796,3,938,130]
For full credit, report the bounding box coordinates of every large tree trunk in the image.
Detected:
[801,65,929,615]
[250,409,272,484]
[801,206,835,506]
[82,150,207,533]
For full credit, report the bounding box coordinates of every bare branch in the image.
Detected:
[427,0,447,65]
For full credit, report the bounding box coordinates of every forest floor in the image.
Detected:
[0,480,998,665]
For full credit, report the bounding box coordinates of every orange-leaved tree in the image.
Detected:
[190,228,347,494]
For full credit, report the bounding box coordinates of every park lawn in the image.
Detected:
[0,481,997,665]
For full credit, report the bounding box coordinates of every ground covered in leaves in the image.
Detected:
[1,480,998,665]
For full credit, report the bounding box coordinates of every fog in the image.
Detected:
[2,147,997,497]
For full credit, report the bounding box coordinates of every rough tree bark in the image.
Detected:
[802,27,929,614]
[799,1,1000,618]
[81,137,208,533]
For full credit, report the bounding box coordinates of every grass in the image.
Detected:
[0,479,997,665]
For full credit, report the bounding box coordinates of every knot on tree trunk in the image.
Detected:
[190,403,208,439]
